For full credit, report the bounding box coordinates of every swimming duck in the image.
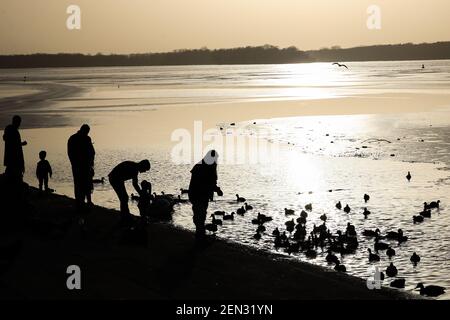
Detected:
[313,223,327,234]
[406,171,412,182]
[419,209,431,218]
[428,200,441,209]
[284,208,295,216]
[334,261,346,272]
[363,228,380,237]
[415,283,446,297]
[345,223,357,237]
[410,252,421,264]
[374,237,389,251]
[272,228,280,237]
[223,212,235,221]
[364,194,370,203]
[413,215,424,223]
[256,225,266,233]
[257,212,272,223]
[368,248,380,262]
[296,216,307,225]
[305,203,313,211]
[335,201,342,210]
[237,206,246,215]
[386,247,396,259]
[285,219,295,233]
[205,223,218,233]
[397,234,408,244]
[293,232,306,243]
[214,211,226,216]
[211,214,222,226]
[344,204,351,213]
[93,177,105,184]
[326,250,339,264]
[390,279,406,289]
[320,214,327,222]
[363,208,371,218]
[236,194,246,202]
[386,229,404,240]
[386,262,398,277]
[244,203,253,211]
[300,210,308,218]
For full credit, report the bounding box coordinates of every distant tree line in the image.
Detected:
[0,45,310,68]
[0,42,449,68]
[308,42,450,62]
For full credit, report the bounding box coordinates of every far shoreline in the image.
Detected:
[0,58,449,70]
[1,41,450,68]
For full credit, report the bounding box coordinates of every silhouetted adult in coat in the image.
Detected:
[188,150,223,240]
[3,115,27,181]
[67,124,95,211]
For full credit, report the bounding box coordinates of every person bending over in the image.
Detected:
[108,160,151,221]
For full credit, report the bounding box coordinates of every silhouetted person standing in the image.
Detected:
[108,160,151,221]
[36,150,52,192]
[67,124,95,211]
[188,150,223,241]
[3,115,27,182]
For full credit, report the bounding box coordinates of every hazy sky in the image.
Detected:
[1,0,449,54]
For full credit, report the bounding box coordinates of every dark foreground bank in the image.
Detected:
[0,188,416,300]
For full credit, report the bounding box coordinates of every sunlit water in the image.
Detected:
[1,61,449,299]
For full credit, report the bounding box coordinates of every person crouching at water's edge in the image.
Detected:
[188,150,223,241]
[108,160,151,221]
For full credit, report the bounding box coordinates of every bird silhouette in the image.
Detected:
[406,171,412,182]
[332,62,348,69]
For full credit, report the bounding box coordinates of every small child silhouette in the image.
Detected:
[137,180,152,217]
[36,150,53,192]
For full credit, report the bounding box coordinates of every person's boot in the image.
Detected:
[195,226,210,248]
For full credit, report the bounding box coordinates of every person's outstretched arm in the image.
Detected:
[132,175,141,195]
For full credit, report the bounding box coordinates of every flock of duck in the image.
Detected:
[130,170,445,298]
[197,184,445,298]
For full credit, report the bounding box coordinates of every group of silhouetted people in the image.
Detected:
[3,115,222,241]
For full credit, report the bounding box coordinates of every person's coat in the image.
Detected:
[67,132,95,169]
[188,161,218,202]
[3,124,24,172]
